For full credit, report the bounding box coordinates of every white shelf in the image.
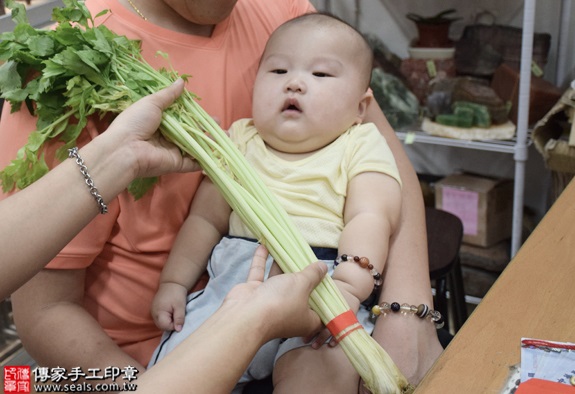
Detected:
[395,130,529,155]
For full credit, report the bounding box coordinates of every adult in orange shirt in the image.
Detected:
[0,0,442,387]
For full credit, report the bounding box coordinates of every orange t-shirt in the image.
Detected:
[0,0,315,366]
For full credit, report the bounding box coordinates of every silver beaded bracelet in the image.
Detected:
[68,147,108,214]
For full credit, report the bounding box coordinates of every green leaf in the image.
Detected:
[26,129,50,152]
[5,0,29,25]
[91,27,113,55]
[11,49,42,66]
[52,24,87,47]
[53,0,92,28]
[42,58,68,80]
[128,177,159,200]
[0,61,22,93]
[2,89,28,108]
[51,48,106,85]
[13,23,40,44]
[27,35,56,57]
[16,151,49,190]
[75,49,110,71]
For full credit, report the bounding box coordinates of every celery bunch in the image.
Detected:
[0,1,412,392]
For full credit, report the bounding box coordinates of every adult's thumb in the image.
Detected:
[300,261,328,292]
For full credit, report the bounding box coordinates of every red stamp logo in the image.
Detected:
[4,366,31,393]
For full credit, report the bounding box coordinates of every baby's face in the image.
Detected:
[252,21,370,156]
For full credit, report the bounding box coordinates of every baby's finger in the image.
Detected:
[311,328,333,349]
[156,311,175,332]
[173,308,186,332]
[246,245,269,282]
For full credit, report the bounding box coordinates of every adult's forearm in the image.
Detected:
[12,278,144,377]
[0,80,194,299]
[0,136,136,299]
[372,201,441,385]
[138,302,266,393]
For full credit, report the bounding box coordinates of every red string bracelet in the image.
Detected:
[326,310,363,343]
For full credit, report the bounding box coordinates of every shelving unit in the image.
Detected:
[393,0,538,257]
[396,131,523,155]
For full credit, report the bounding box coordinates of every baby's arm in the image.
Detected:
[151,177,231,331]
[334,171,402,312]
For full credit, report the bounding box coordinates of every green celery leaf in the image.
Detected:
[91,27,113,55]
[11,49,41,66]
[26,129,50,152]
[2,89,28,108]
[5,0,29,25]
[128,177,159,200]
[42,58,68,80]
[12,23,40,44]
[27,35,56,57]
[75,49,110,71]
[34,96,69,127]
[0,61,22,93]
[51,48,106,86]
[53,0,92,28]
[16,151,49,190]
[52,24,87,47]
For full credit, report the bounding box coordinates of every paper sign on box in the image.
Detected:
[435,173,513,247]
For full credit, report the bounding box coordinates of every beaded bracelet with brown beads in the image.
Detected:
[333,254,383,292]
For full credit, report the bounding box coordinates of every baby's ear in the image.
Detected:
[355,90,372,124]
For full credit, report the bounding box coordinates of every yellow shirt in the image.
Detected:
[228,119,402,248]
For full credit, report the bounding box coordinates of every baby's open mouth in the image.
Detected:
[283,98,301,112]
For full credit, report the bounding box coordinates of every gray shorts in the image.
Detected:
[148,237,374,386]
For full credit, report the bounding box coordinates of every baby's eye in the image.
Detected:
[271,69,287,74]
[313,71,332,77]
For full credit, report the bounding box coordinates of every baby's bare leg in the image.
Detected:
[273,344,359,393]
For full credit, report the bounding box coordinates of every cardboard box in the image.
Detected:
[435,173,513,247]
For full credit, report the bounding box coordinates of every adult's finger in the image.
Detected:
[110,79,184,127]
[148,78,185,111]
[298,261,328,292]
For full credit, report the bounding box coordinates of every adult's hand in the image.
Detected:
[100,79,200,179]
[224,245,327,340]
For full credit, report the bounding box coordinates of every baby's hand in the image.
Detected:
[151,282,188,332]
